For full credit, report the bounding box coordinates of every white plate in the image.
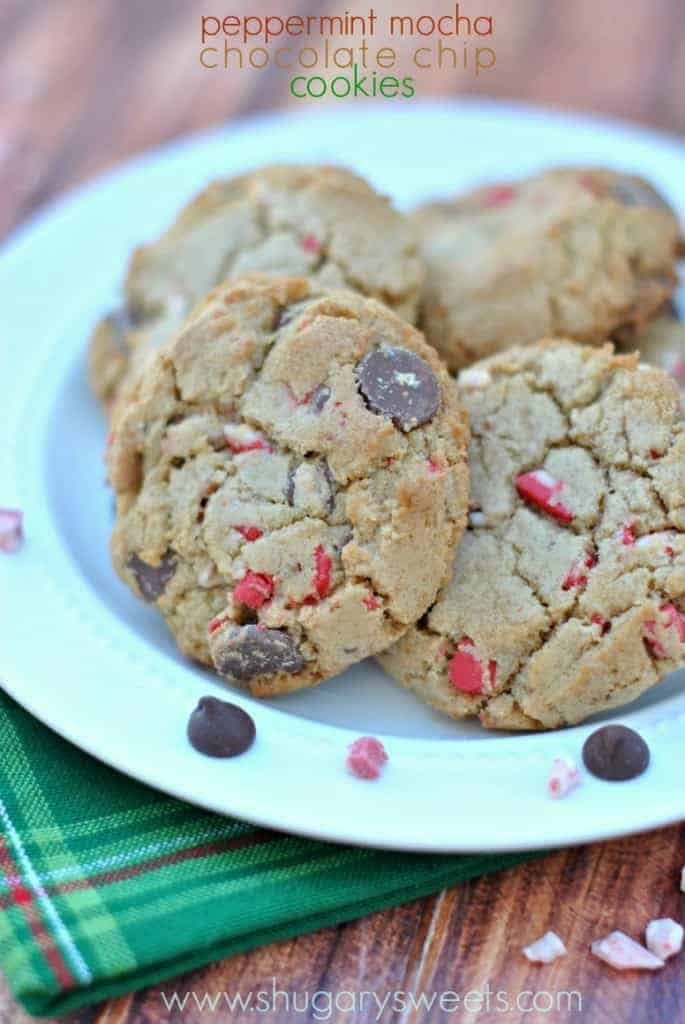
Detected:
[2,100,684,852]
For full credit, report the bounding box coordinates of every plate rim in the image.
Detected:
[2,98,685,852]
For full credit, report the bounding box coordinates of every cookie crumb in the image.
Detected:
[523,931,567,963]
[0,509,23,554]
[548,757,581,799]
[346,736,388,780]
[645,919,683,960]
[591,931,664,971]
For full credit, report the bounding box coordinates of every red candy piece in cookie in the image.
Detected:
[346,736,388,780]
[208,614,229,635]
[235,525,263,542]
[301,234,322,254]
[233,571,274,609]
[0,509,23,554]
[310,545,332,601]
[448,639,497,696]
[562,550,596,591]
[482,185,516,208]
[620,523,635,547]
[515,470,573,523]
[644,603,685,658]
[363,594,381,611]
[223,425,273,454]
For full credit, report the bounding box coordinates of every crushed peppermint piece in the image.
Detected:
[301,234,322,254]
[448,638,497,695]
[523,931,567,963]
[235,525,263,542]
[591,931,664,971]
[427,457,444,475]
[468,510,487,527]
[645,919,684,960]
[644,603,685,658]
[548,757,581,799]
[346,736,388,780]
[223,425,273,454]
[363,594,381,611]
[516,470,573,523]
[680,866,685,892]
[208,615,229,635]
[459,367,492,389]
[310,545,332,601]
[0,509,23,554]
[620,523,636,547]
[483,184,516,208]
[591,613,610,635]
[233,571,274,609]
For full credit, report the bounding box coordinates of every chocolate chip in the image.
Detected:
[210,624,304,682]
[187,696,255,758]
[356,346,441,431]
[321,459,336,513]
[285,466,296,506]
[582,724,650,781]
[609,176,671,211]
[311,385,331,412]
[127,550,177,601]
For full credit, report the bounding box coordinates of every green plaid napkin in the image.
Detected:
[0,690,537,1017]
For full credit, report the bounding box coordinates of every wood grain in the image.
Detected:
[1,1,685,1021]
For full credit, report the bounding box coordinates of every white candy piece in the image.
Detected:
[548,757,581,799]
[468,510,487,527]
[645,919,683,960]
[680,865,685,893]
[523,931,567,964]
[459,367,491,389]
[591,931,664,971]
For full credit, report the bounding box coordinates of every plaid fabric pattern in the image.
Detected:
[0,691,537,1016]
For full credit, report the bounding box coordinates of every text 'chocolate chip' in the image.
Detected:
[187,696,256,758]
[356,346,440,431]
[582,724,650,781]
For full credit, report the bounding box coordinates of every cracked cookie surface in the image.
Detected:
[378,339,685,730]
[88,164,423,407]
[108,276,469,697]
[414,167,682,372]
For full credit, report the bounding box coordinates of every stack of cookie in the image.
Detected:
[93,163,685,731]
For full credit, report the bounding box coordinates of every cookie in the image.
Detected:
[378,339,685,730]
[89,165,423,407]
[108,276,469,697]
[616,302,685,396]
[414,167,682,372]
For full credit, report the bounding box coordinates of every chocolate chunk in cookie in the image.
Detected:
[127,551,177,601]
[210,624,304,682]
[356,346,440,431]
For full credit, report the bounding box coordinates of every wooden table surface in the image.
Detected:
[1,1,685,1021]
